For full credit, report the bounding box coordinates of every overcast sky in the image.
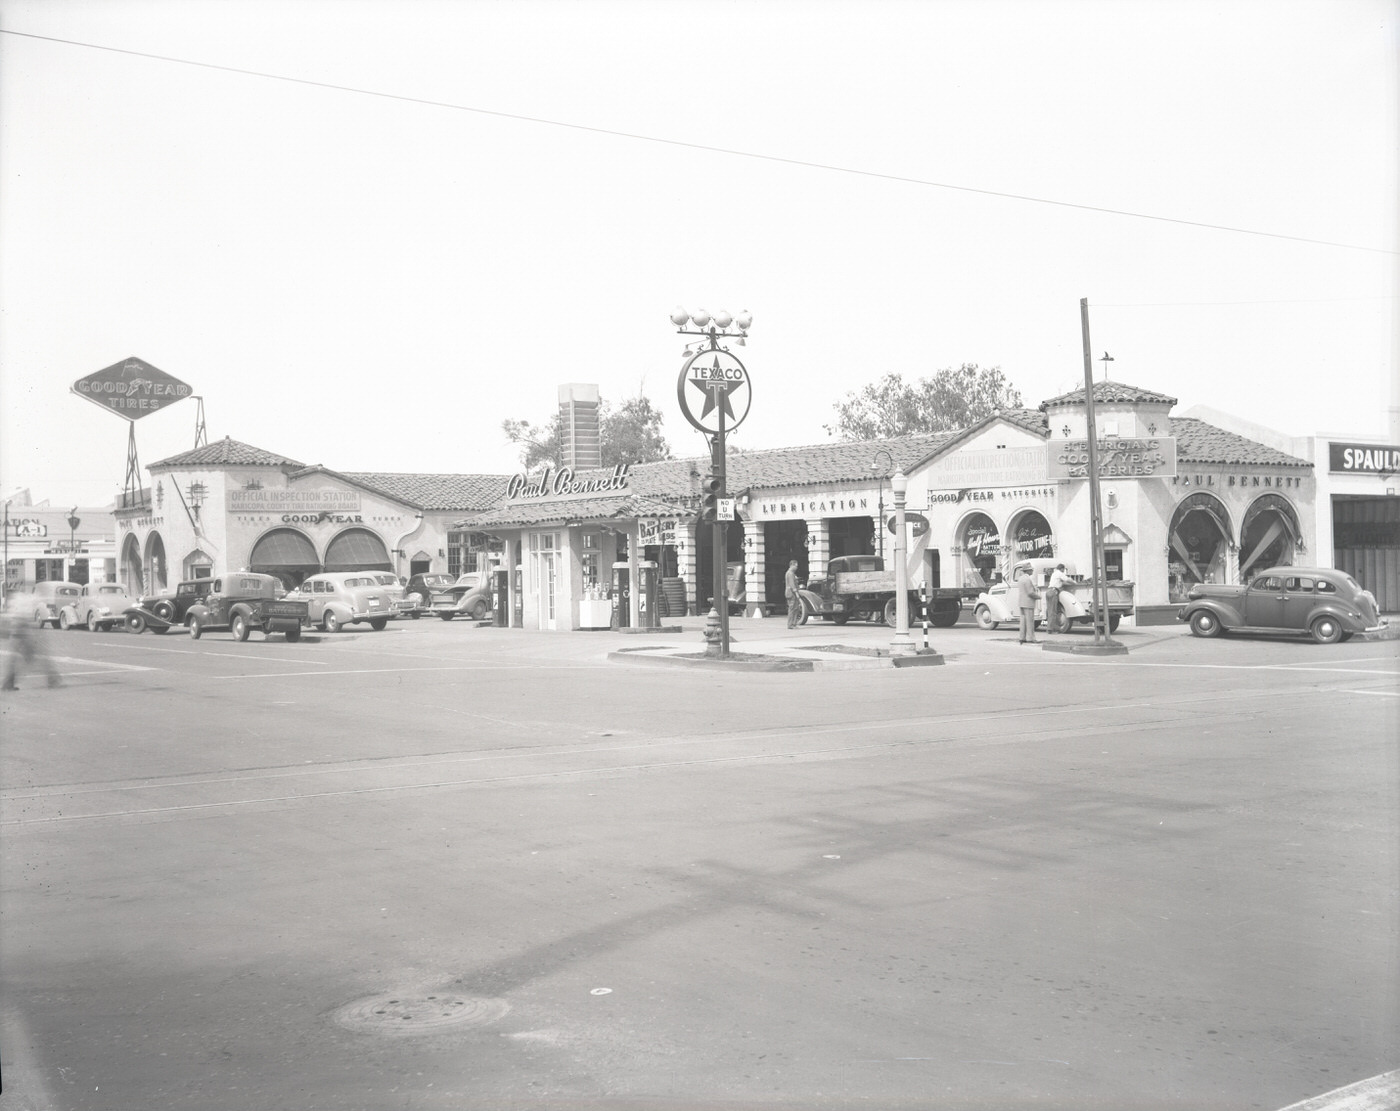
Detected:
[1,0,1395,508]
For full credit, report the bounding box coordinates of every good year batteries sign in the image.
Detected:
[1047,437,1176,480]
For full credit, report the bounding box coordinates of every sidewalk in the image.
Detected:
[606,614,1190,670]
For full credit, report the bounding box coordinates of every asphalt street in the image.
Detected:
[1,615,1396,1111]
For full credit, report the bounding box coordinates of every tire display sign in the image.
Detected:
[71,356,193,421]
[676,350,751,435]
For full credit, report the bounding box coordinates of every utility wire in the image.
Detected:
[4,27,1395,257]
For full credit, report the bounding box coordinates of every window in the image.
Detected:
[1104,550,1124,582]
[1253,576,1283,591]
[1316,579,1338,594]
[1284,577,1314,592]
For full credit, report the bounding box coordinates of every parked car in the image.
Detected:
[185,573,310,641]
[1177,566,1385,644]
[285,572,394,632]
[442,571,493,621]
[973,558,1134,634]
[124,578,214,634]
[404,573,457,617]
[366,571,416,618]
[23,581,82,628]
[58,582,134,631]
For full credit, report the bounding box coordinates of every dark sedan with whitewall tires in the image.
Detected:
[1177,566,1385,644]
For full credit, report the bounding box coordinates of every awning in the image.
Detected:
[458,494,694,531]
[324,528,392,571]
[249,528,319,570]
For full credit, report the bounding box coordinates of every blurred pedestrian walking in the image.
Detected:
[2,591,61,690]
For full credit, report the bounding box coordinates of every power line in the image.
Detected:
[4,27,1395,257]
[1099,296,1393,307]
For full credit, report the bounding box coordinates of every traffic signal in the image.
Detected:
[700,473,723,522]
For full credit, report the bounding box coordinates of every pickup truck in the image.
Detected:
[185,572,311,642]
[973,558,1135,634]
[799,555,982,628]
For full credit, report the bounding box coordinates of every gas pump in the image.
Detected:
[636,560,658,629]
[492,569,509,627]
[611,562,631,628]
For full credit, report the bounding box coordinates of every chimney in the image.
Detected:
[558,384,602,470]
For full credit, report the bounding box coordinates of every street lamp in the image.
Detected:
[870,449,893,562]
[1099,351,1115,380]
[671,307,753,658]
[187,482,207,523]
[889,471,914,654]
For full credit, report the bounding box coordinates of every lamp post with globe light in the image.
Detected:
[670,308,753,658]
[889,472,915,654]
[871,449,893,562]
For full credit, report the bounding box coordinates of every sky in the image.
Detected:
[1,0,1396,508]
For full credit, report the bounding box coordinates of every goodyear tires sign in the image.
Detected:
[71,356,193,420]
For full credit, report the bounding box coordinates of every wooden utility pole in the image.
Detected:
[1080,298,1111,645]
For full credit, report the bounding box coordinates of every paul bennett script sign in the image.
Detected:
[1047,437,1177,480]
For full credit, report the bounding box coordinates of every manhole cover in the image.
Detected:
[333,992,509,1035]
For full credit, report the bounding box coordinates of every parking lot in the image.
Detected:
[2,615,1397,1110]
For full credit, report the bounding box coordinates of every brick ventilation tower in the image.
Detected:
[558,383,602,470]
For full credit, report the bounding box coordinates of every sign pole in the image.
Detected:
[713,404,730,658]
[1080,298,1109,645]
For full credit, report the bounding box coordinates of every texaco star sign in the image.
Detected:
[676,349,752,435]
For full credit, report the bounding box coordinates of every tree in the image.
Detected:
[503,395,671,469]
[825,364,1024,440]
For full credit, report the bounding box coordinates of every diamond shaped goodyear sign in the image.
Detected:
[676,349,751,435]
[71,356,193,421]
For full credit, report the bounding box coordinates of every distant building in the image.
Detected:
[3,490,118,594]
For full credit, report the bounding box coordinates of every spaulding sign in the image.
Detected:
[71,356,193,421]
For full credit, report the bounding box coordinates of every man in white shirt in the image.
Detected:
[1046,563,1069,634]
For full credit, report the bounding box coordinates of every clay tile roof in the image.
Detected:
[1169,418,1310,467]
[338,472,513,511]
[151,436,305,469]
[460,494,693,529]
[1039,380,1178,409]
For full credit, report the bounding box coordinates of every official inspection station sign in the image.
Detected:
[71,356,193,420]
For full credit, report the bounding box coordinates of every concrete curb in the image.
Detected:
[1274,1069,1400,1111]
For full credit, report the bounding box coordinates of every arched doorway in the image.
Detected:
[958,512,1002,587]
[120,534,143,594]
[1168,493,1233,602]
[1010,510,1054,561]
[324,527,393,572]
[1240,495,1302,582]
[143,533,168,594]
[249,528,320,588]
[760,520,807,614]
[183,548,214,580]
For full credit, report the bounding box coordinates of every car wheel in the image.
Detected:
[831,612,849,626]
[231,612,250,642]
[87,611,99,632]
[285,626,302,643]
[1108,613,1121,634]
[152,600,175,622]
[1189,611,1221,638]
[439,612,455,621]
[34,611,47,629]
[369,617,387,631]
[467,600,488,620]
[931,602,961,628]
[323,611,341,633]
[189,614,203,640]
[1310,615,1343,644]
[974,605,998,631]
[797,599,811,626]
[125,612,147,634]
[58,611,72,631]
[409,612,420,620]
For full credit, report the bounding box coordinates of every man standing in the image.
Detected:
[1046,562,1069,633]
[1015,565,1041,644]
[785,560,803,629]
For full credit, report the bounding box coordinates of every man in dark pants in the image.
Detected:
[1015,565,1041,644]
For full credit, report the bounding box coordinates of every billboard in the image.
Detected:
[71,356,193,421]
[1047,436,1177,480]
